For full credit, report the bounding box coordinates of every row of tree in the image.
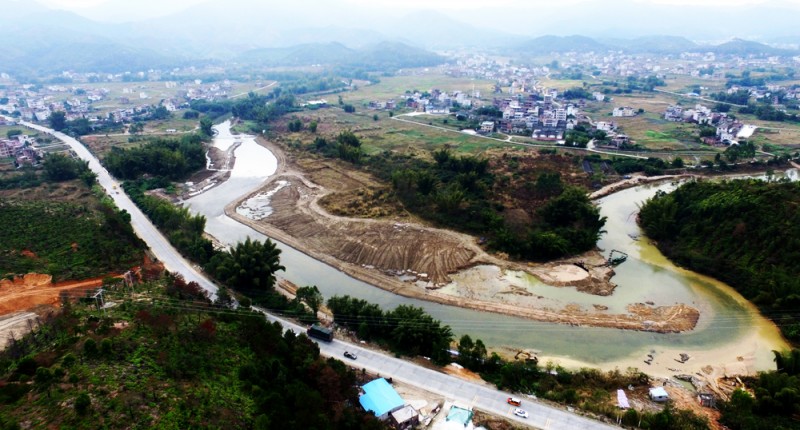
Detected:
[326,295,453,362]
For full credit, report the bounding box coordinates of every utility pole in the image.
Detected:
[93,289,106,315]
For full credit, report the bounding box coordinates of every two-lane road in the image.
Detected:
[12,119,218,297]
[257,308,619,430]
[14,117,618,429]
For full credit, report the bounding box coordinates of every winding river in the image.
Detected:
[185,122,790,375]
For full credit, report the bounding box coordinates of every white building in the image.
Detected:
[649,387,670,402]
[613,106,636,117]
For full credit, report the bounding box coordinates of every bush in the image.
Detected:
[74,392,91,415]
[100,338,113,356]
[83,338,97,357]
[61,353,76,368]
[15,357,37,376]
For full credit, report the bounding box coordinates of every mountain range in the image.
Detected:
[0,0,798,75]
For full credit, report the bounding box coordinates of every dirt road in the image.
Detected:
[224,137,699,334]
[0,274,108,315]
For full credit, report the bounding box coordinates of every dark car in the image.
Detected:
[343,351,357,360]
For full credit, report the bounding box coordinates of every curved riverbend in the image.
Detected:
[186,122,789,377]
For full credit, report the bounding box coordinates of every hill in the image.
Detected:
[708,38,791,56]
[516,35,609,54]
[239,41,446,71]
[603,35,699,53]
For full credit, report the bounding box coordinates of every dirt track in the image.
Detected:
[0,274,107,315]
[224,137,699,334]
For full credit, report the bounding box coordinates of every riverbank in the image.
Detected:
[224,135,699,334]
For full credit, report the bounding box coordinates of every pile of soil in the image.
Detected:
[223,137,699,334]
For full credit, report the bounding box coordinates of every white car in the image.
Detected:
[513,408,529,419]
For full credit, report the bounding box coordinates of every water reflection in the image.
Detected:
[186,123,790,369]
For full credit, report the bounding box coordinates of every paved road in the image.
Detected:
[653,88,747,107]
[256,308,620,430]
[392,113,647,160]
[12,117,617,429]
[13,119,218,297]
[230,81,277,99]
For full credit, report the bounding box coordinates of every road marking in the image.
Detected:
[545,418,552,429]
[472,394,479,407]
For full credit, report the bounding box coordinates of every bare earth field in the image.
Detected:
[226,137,699,334]
[0,274,109,346]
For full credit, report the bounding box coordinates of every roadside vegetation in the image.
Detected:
[0,276,385,430]
[327,295,709,429]
[0,154,142,281]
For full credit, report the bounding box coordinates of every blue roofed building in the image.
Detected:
[359,378,406,421]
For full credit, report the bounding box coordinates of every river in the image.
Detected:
[185,121,790,375]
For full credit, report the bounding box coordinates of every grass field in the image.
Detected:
[537,78,586,91]
[340,74,495,105]
[661,74,727,94]
[144,116,198,133]
[0,125,36,139]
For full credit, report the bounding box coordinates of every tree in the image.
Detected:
[214,286,234,309]
[535,172,564,198]
[288,118,303,132]
[34,367,54,398]
[43,153,89,182]
[336,130,361,148]
[296,285,323,317]
[308,121,318,133]
[206,238,285,292]
[671,157,684,168]
[49,111,66,131]
[129,122,144,135]
[200,118,214,137]
[150,105,171,120]
[343,104,355,113]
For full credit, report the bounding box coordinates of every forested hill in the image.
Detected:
[638,179,800,341]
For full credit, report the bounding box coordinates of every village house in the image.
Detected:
[595,121,616,132]
[612,106,636,117]
[664,105,684,122]
[716,119,744,144]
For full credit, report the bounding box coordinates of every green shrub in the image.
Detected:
[74,392,91,415]
[15,357,37,376]
[83,339,97,357]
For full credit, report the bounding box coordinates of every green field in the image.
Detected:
[0,125,36,139]
[340,74,495,105]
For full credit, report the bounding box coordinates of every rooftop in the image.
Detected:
[359,378,405,418]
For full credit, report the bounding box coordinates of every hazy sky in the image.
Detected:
[39,0,798,15]
[28,0,800,39]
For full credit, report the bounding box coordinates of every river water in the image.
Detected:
[185,122,790,371]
